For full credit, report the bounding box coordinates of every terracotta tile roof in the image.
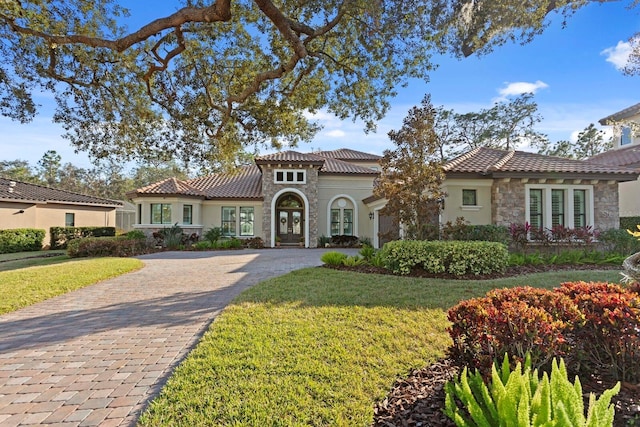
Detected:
[599,102,640,125]
[0,177,122,206]
[188,165,262,199]
[444,147,638,179]
[319,157,379,175]
[131,149,380,200]
[128,177,205,197]
[315,148,382,161]
[255,151,325,165]
[587,144,640,170]
[255,150,379,175]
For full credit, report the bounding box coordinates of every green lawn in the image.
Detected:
[0,250,69,272]
[0,257,143,314]
[138,267,622,426]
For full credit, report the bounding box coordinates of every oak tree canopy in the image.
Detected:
[0,0,635,168]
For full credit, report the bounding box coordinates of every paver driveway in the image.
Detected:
[0,248,356,426]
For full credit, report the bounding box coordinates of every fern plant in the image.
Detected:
[444,354,620,427]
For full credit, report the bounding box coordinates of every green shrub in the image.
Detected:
[0,228,45,253]
[598,228,640,256]
[448,286,582,374]
[321,251,348,266]
[317,234,332,247]
[358,245,376,261]
[219,238,243,249]
[620,216,640,232]
[204,227,222,244]
[342,255,365,267]
[193,241,214,250]
[442,218,510,244]
[50,226,116,249]
[380,240,508,276]
[124,229,147,240]
[67,236,149,257]
[445,354,620,427]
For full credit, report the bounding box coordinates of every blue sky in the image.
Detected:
[1,1,640,169]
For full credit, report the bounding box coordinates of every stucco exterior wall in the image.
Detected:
[0,201,116,247]
[619,179,640,217]
[442,179,493,225]
[201,201,263,238]
[317,175,377,241]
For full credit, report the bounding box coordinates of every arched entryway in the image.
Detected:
[276,193,305,245]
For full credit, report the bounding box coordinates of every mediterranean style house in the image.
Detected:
[0,178,122,246]
[591,102,640,217]
[128,147,638,248]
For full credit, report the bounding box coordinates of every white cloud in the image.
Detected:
[325,129,346,138]
[494,81,549,102]
[601,41,632,70]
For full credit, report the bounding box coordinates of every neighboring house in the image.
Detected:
[128,147,638,248]
[0,178,122,246]
[441,147,637,232]
[590,103,640,217]
[116,200,137,232]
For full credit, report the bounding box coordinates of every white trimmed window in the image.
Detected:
[525,184,593,230]
[151,203,172,224]
[221,207,236,236]
[621,126,632,146]
[183,204,193,225]
[274,169,306,184]
[240,207,254,236]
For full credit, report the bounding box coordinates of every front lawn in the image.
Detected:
[0,257,143,314]
[139,267,622,426]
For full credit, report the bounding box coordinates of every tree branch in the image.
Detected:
[1,0,231,52]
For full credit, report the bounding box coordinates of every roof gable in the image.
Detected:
[587,144,640,169]
[314,148,382,161]
[599,102,640,125]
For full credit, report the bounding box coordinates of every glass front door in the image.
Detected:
[277,209,303,244]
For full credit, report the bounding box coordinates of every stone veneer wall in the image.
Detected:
[261,165,320,248]
[593,181,620,231]
[491,179,620,231]
[491,180,526,227]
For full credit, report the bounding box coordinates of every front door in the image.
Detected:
[278,209,303,244]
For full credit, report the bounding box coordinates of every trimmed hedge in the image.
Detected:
[50,226,116,249]
[0,228,46,253]
[380,240,509,276]
[67,235,149,258]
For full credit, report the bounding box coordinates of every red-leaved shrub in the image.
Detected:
[448,282,640,382]
[558,281,640,382]
[447,286,581,375]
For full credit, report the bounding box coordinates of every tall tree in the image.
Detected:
[452,93,547,154]
[374,95,445,240]
[1,1,631,168]
[0,159,39,183]
[37,150,62,186]
[573,123,613,159]
[535,123,613,160]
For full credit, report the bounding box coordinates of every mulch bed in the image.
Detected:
[372,358,640,426]
[325,263,639,425]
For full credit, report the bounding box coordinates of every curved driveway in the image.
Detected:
[0,248,356,426]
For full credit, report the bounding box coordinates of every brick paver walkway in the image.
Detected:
[0,249,354,426]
